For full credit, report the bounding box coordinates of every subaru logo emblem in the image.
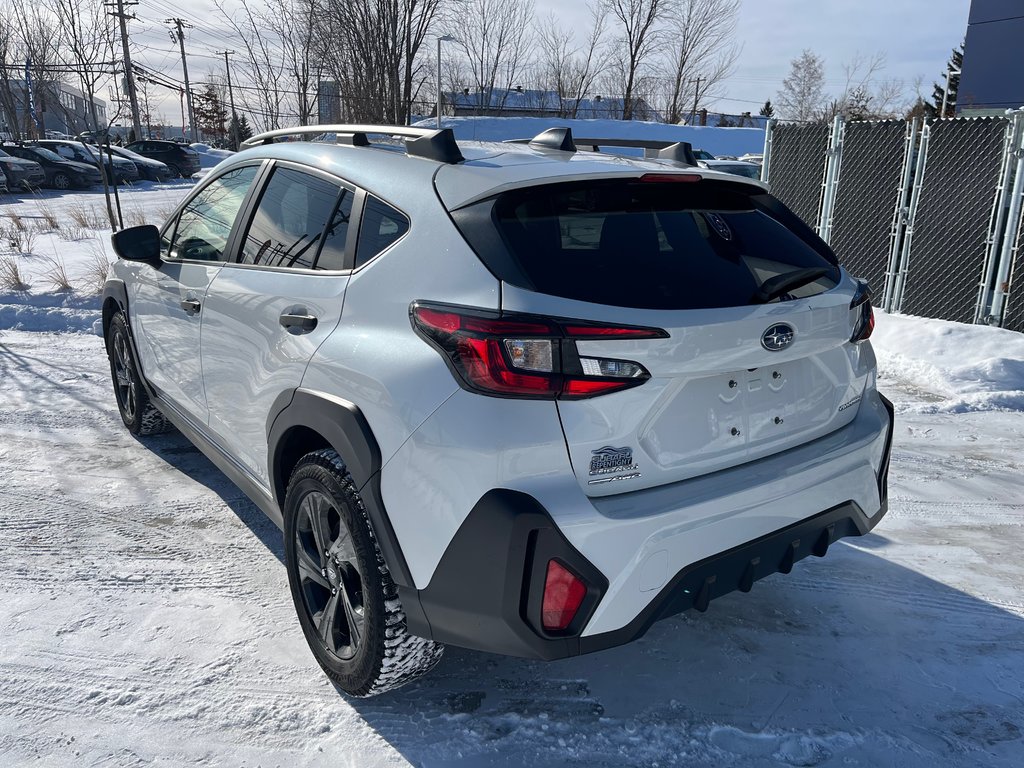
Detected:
[761,323,795,351]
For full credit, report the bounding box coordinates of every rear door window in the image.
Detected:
[238,166,342,269]
[456,179,839,310]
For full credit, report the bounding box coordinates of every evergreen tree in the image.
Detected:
[227,114,253,150]
[759,100,775,118]
[930,43,963,118]
[194,84,227,141]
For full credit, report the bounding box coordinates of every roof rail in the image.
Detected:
[572,137,698,166]
[240,124,464,164]
[509,130,699,166]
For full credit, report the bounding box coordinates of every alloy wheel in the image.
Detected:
[294,489,366,661]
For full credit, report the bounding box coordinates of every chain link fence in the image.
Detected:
[898,118,1008,323]
[762,114,1024,332]
[827,120,909,295]
[763,122,830,229]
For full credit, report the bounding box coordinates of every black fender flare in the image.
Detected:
[266,388,415,590]
[101,278,128,338]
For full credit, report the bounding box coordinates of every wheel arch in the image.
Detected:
[101,278,128,339]
[267,388,414,589]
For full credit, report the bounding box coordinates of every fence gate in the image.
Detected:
[762,122,830,229]
[896,117,1009,324]
[827,120,911,296]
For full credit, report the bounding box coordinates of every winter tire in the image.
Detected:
[106,313,172,436]
[283,449,444,697]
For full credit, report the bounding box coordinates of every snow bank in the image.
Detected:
[873,311,1024,412]
[414,116,766,157]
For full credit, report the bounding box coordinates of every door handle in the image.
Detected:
[279,312,318,332]
[180,298,201,314]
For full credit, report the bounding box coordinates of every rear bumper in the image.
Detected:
[400,392,894,660]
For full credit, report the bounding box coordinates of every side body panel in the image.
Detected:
[201,268,349,487]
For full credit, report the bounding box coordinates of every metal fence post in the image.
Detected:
[761,119,775,184]
[891,121,931,313]
[883,118,919,311]
[986,110,1024,325]
[817,115,845,244]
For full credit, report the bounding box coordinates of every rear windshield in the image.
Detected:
[452,179,840,310]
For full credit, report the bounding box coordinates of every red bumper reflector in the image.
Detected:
[542,560,587,631]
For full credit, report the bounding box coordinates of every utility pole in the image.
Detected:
[105,0,142,139]
[690,77,702,126]
[216,50,240,150]
[165,18,198,142]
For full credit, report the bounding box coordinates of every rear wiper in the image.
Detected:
[752,267,831,303]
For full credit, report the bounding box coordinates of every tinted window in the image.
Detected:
[314,189,355,270]
[168,165,258,262]
[456,179,839,310]
[239,167,341,269]
[355,196,409,268]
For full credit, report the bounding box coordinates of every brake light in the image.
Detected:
[542,560,587,631]
[638,173,702,183]
[850,279,874,343]
[411,302,665,399]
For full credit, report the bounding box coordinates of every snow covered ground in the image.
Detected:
[1,185,1022,767]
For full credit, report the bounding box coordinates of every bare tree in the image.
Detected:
[215,1,288,131]
[49,0,120,227]
[534,6,608,118]
[660,0,740,124]
[454,0,535,115]
[603,0,667,120]
[312,0,445,124]
[776,49,825,122]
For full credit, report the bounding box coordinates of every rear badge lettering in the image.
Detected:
[838,395,862,412]
[589,446,640,484]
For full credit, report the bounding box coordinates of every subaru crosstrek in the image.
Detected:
[102,125,893,697]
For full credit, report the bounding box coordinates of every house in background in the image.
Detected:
[958,0,1024,115]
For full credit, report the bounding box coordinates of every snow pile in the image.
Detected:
[413,116,766,157]
[873,311,1024,412]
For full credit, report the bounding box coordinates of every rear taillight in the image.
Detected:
[850,279,874,343]
[411,302,666,400]
[541,560,587,631]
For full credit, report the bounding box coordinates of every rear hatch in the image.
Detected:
[450,173,870,496]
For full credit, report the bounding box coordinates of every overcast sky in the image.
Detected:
[122,0,972,125]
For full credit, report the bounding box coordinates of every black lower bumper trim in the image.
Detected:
[579,500,883,655]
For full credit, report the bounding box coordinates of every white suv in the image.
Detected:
[103,125,893,697]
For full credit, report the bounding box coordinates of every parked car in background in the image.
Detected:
[1,144,101,189]
[123,139,201,178]
[30,139,140,185]
[692,148,716,160]
[739,153,764,165]
[700,159,763,180]
[0,146,47,190]
[0,165,8,194]
[105,145,173,182]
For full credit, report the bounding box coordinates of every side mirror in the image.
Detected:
[111,225,161,265]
